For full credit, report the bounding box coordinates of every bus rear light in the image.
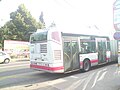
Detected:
[54,50,61,60]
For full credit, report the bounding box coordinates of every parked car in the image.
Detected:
[0,51,11,64]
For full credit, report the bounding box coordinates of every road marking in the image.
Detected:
[91,68,107,88]
[48,79,66,85]
[69,76,79,79]
[65,78,85,90]
[82,72,95,90]
[97,71,107,81]
[0,71,39,81]
[114,67,120,75]
[0,64,29,69]
[91,71,101,88]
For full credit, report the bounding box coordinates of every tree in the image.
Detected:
[0,27,4,50]
[10,4,43,41]
[0,21,17,50]
[39,11,45,28]
[0,4,43,49]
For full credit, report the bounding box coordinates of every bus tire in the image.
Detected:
[83,59,91,72]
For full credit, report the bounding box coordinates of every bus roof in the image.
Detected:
[33,27,109,38]
[61,32,109,38]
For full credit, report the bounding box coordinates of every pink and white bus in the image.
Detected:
[30,28,115,73]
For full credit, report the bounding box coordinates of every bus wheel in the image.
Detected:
[83,59,91,72]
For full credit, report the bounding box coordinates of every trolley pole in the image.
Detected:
[113,0,120,67]
[118,41,120,67]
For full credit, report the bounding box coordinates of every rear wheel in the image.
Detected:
[4,59,10,64]
[83,59,91,72]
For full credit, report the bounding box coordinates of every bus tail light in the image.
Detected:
[54,50,61,60]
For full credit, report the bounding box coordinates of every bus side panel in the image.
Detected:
[79,53,98,69]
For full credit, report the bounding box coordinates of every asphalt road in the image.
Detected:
[0,61,120,90]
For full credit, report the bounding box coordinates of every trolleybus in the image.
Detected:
[30,28,113,73]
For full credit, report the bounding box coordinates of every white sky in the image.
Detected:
[0,0,116,39]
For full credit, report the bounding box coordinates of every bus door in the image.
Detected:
[96,38,107,64]
[72,41,80,70]
[63,40,80,72]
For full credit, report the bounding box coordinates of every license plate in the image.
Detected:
[37,62,48,66]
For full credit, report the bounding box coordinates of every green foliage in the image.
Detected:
[10,4,42,41]
[39,11,45,28]
[0,4,44,48]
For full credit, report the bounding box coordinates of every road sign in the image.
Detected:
[113,32,120,40]
[113,0,120,30]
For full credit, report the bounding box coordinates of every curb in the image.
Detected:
[11,58,29,62]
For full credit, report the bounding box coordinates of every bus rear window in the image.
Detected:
[30,31,47,42]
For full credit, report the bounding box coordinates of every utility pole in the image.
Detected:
[113,0,120,67]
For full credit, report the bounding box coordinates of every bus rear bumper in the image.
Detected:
[30,64,64,73]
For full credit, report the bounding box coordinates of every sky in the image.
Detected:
[0,0,116,39]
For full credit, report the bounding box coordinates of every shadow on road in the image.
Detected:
[0,61,117,89]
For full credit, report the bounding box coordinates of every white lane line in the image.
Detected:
[72,79,86,90]
[48,79,66,85]
[91,71,102,88]
[114,67,120,75]
[114,67,118,75]
[70,76,79,79]
[0,64,29,69]
[114,71,120,75]
[82,72,95,90]
[65,78,86,90]
[91,68,107,88]
[97,71,107,81]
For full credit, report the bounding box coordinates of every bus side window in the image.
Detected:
[107,41,111,51]
[80,42,87,54]
[64,42,70,52]
[31,37,35,42]
[91,41,96,53]
[80,39,96,54]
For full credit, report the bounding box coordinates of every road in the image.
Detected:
[0,61,120,90]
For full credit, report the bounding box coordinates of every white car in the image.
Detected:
[0,51,11,64]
